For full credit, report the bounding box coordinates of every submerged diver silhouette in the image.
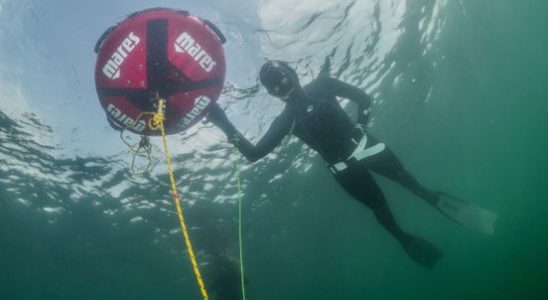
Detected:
[207,253,243,300]
[207,60,496,268]
[191,209,244,300]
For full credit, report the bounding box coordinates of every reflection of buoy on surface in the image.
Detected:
[94,8,226,136]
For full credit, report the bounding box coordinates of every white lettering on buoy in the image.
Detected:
[107,103,146,132]
[177,96,211,129]
[174,32,217,72]
[102,32,141,79]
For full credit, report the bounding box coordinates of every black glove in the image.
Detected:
[206,103,241,144]
[357,107,371,127]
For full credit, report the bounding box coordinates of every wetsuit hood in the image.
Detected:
[259,60,300,99]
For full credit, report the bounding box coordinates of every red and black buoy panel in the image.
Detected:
[95,8,226,135]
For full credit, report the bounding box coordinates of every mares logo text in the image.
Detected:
[174,32,217,72]
[102,32,141,79]
[178,96,211,129]
[107,104,146,132]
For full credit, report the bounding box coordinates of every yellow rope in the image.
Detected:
[149,98,209,300]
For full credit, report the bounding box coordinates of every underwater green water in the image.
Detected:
[1,0,547,299]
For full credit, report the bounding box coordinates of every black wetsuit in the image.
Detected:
[210,76,441,268]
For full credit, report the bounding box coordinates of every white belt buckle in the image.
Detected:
[330,133,386,174]
[349,134,368,158]
[330,162,347,173]
[349,134,385,161]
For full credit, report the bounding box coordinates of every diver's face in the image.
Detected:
[265,75,295,100]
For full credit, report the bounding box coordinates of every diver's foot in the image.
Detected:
[421,190,442,206]
[401,236,442,269]
[432,192,498,235]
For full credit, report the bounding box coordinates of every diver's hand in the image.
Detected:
[357,107,371,127]
[206,103,244,145]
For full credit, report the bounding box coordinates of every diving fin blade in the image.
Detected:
[401,236,442,269]
[436,195,498,235]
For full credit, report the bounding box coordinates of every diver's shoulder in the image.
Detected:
[304,76,334,95]
[304,76,331,89]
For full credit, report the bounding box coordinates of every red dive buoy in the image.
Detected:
[94,8,226,135]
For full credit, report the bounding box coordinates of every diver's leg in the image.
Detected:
[334,169,441,268]
[335,169,408,241]
[365,137,438,205]
[364,138,498,234]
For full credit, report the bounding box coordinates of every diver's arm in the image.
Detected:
[207,103,292,162]
[323,77,373,124]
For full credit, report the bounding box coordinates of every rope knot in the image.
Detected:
[148,98,167,131]
[149,113,165,130]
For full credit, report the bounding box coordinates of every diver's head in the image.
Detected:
[259,60,300,100]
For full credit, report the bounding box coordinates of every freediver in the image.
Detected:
[207,60,497,268]
[207,252,244,300]
[200,232,244,299]
[190,204,245,300]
